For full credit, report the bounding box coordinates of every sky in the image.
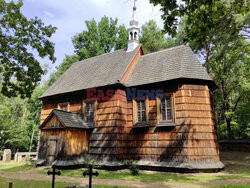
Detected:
[21,0,163,78]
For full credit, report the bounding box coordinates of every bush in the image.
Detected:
[0,151,3,160]
[125,160,139,176]
[83,155,97,169]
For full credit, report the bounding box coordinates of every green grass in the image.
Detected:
[40,168,250,183]
[2,157,250,185]
[0,161,35,172]
[223,162,250,174]
[0,176,79,188]
[209,184,250,188]
[0,176,132,188]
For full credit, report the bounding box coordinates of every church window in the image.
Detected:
[58,102,69,112]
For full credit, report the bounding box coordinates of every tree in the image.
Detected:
[150,0,249,72]
[140,20,166,54]
[140,20,184,54]
[211,39,250,139]
[115,25,128,50]
[0,0,56,98]
[0,79,45,152]
[72,16,128,60]
[150,0,250,139]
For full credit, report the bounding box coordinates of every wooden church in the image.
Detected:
[36,4,224,171]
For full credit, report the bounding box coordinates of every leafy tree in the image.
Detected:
[0,0,56,98]
[140,20,166,54]
[115,25,128,50]
[150,0,250,139]
[140,20,184,54]
[0,81,46,152]
[150,0,249,72]
[211,39,250,139]
[0,91,29,151]
[72,16,128,60]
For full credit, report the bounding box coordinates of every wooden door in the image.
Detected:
[47,136,57,165]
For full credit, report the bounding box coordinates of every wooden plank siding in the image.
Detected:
[88,89,127,159]
[38,83,220,166]
[39,128,88,162]
[114,84,220,163]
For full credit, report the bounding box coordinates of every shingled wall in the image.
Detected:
[107,84,222,170]
[38,84,223,170]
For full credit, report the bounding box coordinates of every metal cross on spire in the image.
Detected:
[133,0,137,11]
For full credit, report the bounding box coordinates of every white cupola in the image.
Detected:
[127,0,140,52]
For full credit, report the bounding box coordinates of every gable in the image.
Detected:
[40,110,91,129]
[43,114,64,129]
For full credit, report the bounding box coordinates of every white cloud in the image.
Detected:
[22,0,164,75]
[43,10,55,18]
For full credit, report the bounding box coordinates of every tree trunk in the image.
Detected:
[29,126,35,152]
[226,118,233,139]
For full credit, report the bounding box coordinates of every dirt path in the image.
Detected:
[0,169,250,188]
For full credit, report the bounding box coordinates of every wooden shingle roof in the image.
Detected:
[125,45,212,86]
[40,45,212,99]
[40,46,141,98]
[40,109,92,129]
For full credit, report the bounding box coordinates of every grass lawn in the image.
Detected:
[35,152,250,183]
[209,184,250,188]
[1,152,250,186]
[0,176,132,188]
[38,151,250,183]
[0,161,35,172]
[40,168,250,183]
[0,176,79,188]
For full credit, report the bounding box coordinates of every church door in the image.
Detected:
[47,136,57,165]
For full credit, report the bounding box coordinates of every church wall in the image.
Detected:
[39,128,89,165]
[38,83,221,169]
[114,83,220,168]
[88,89,126,160]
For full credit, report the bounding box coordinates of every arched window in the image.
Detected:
[134,32,138,40]
[130,32,133,40]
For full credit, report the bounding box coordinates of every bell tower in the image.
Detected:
[127,0,140,52]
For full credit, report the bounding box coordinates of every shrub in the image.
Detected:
[125,160,139,176]
[83,155,97,169]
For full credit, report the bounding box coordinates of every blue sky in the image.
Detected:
[21,0,163,79]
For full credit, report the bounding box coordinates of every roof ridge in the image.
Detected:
[141,45,187,57]
[119,44,142,83]
[53,109,74,114]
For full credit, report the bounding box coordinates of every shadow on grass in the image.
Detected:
[40,168,250,183]
[223,162,250,174]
